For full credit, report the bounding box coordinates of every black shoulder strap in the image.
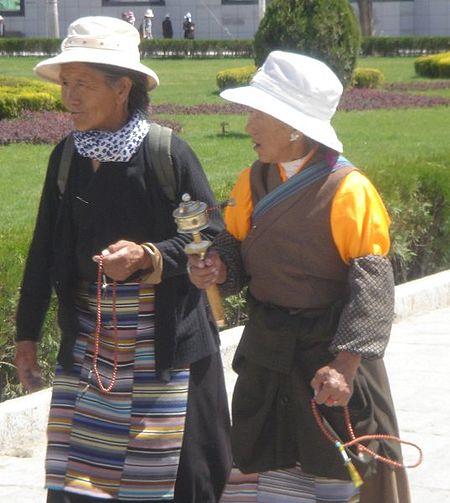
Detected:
[57,123,176,202]
[148,122,175,202]
[57,133,74,196]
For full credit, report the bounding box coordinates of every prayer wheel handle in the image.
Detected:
[173,193,225,328]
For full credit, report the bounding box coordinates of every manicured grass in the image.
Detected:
[357,56,421,82]
[1,54,449,400]
[0,56,255,105]
[2,55,446,104]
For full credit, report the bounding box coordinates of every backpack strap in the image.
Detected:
[147,122,175,202]
[57,133,75,197]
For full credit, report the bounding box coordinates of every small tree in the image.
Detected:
[254,0,361,86]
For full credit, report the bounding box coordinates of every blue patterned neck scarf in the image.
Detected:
[73,112,150,162]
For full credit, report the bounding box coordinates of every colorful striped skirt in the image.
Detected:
[220,465,360,503]
[46,282,190,501]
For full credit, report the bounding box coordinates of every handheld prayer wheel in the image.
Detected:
[173,193,225,327]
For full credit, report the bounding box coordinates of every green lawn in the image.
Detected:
[1,55,449,400]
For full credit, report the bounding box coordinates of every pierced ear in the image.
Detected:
[289,130,300,142]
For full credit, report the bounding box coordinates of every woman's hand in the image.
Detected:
[187,251,226,289]
[92,240,152,281]
[310,352,361,407]
[14,341,43,392]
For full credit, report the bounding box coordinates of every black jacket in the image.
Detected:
[16,132,224,377]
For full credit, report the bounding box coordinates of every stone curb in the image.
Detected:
[394,269,450,321]
[1,269,449,454]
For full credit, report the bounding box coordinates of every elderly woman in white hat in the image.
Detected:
[188,51,410,503]
[14,16,232,503]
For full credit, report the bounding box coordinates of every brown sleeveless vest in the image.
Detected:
[241,161,356,310]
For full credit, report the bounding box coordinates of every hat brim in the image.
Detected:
[220,85,343,153]
[34,49,159,91]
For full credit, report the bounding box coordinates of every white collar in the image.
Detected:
[280,157,305,178]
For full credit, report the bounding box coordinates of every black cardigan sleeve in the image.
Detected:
[15,142,64,342]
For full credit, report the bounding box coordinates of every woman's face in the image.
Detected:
[245,109,307,164]
[60,62,130,132]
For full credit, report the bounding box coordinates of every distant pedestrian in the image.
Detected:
[183,12,195,40]
[141,9,154,40]
[162,13,173,39]
[122,10,135,27]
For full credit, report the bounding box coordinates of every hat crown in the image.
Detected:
[219,50,344,152]
[252,51,343,121]
[62,16,140,53]
[34,16,159,91]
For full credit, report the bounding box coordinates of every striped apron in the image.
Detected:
[46,282,189,501]
[220,465,360,503]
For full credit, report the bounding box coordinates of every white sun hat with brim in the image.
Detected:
[220,51,343,153]
[34,16,159,90]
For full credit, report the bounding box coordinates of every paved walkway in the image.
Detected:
[0,306,449,502]
[383,306,450,503]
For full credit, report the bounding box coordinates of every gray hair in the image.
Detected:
[86,62,150,118]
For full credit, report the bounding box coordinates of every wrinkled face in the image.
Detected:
[245,109,306,164]
[60,62,130,132]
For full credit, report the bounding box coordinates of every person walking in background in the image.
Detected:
[188,50,410,502]
[162,13,173,39]
[122,10,135,26]
[141,8,154,40]
[183,12,195,39]
[14,15,231,503]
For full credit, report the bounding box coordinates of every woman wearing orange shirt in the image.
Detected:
[188,51,409,503]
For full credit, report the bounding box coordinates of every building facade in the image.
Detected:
[350,0,450,36]
[0,0,261,39]
[1,0,449,39]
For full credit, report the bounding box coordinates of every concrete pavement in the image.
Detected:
[1,270,449,502]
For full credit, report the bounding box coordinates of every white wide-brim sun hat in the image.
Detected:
[220,51,343,153]
[34,16,159,90]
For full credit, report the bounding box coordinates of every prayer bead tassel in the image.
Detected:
[336,442,363,488]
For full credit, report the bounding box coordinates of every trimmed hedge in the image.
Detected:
[362,36,450,57]
[0,37,60,55]
[2,36,450,59]
[415,52,450,78]
[139,39,254,58]
[0,76,62,119]
[0,37,254,58]
[216,65,385,91]
[216,65,256,91]
[351,67,384,88]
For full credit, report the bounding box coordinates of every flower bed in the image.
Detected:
[1,87,449,145]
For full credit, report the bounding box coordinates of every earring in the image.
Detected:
[289,131,300,142]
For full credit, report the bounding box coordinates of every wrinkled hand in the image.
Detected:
[187,251,226,289]
[92,240,152,282]
[310,352,361,407]
[14,340,43,392]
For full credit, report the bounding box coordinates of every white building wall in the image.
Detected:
[414,0,450,36]
[3,0,450,39]
[350,0,449,37]
[3,0,260,39]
